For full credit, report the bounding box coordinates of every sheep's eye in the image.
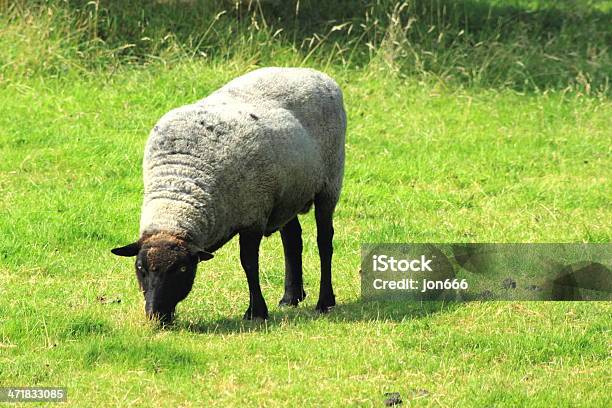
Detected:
[179,266,187,273]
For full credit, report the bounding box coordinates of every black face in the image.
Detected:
[135,246,198,323]
[111,237,213,324]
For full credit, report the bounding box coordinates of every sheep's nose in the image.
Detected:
[145,305,174,325]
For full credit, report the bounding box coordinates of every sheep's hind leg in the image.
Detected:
[279,216,307,306]
[314,194,337,313]
[239,231,269,320]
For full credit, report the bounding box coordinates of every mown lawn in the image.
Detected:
[1,0,611,406]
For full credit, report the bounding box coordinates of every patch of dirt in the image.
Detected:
[383,392,402,406]
[96,295,121,304]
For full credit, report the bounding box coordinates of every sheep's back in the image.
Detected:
[203,67,346,182]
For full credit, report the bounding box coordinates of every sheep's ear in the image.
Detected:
[197,251,214,262]
[111,242,140,257]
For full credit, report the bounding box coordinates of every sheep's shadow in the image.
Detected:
[170,299,460,334]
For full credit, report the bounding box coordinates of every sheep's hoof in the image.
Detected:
[279,289,307,307]
[315,296,336,313]
[243,305,269,320]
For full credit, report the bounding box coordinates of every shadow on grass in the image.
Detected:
[30,0,612,91]
[170,299,461,334]
[58,0,610,45]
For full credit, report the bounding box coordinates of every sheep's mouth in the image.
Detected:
[146,308,175,325]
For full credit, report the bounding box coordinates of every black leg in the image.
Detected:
[239,231,268,320]
[314,197,336,313]
[279,216,307,306]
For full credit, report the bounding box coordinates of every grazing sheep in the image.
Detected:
[112,67,346,322]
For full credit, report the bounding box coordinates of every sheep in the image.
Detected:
[111,67,346,322]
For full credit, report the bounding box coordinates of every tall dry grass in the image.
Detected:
[1,0,610,94]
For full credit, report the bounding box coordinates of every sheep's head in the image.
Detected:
[111,233,213,324]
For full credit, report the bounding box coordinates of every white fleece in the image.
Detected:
[139,67,346,250]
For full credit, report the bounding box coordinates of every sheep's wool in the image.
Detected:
[140,67,346,250]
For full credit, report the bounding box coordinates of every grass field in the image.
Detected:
[1,1,611,406]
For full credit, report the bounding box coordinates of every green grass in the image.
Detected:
[1,1,611,406]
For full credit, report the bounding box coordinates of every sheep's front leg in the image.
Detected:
[239,231,269,320]
[279,217,307,306]
[314,196,336,313]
